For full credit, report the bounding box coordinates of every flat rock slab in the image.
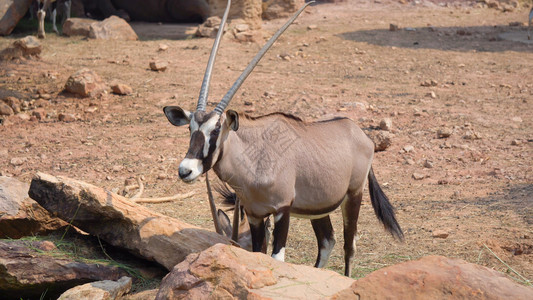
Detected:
[0,240,129,300]
[28,172,230,270]
[332,255,533,300]
[58,276,132,300]
[499,31,533,45]
[0,176,68,238]
[156,243,354,299]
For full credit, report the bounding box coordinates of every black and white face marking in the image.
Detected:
[178,111,223,182]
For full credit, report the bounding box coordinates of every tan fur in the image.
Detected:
[213,113,374,219]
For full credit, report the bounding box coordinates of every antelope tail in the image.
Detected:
[368,167,404,241]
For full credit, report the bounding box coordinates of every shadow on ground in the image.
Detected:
[339,25,533,52]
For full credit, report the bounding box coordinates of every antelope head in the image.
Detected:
[163,0,313,183]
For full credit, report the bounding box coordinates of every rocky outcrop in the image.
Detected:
[0,36,42,60]
[28,172,231,270]
[332,255,533,300]
[262,0,305,20]
[0,240,129,300]
[89,16,138,41]
[208,0,262,30]
[64,68,108,98]
[0,0,32,36]
[63,18,98,37]
[156,243,354,299]
[58,276,132,300]
[0,176,68,238]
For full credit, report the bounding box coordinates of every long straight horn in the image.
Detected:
[196,0,232,111]
[214,1,315,115]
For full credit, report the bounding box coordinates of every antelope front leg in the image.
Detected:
[248,215,267,253]
[37,8,46,39]
[52,8,59,34]
[271,208,290,261]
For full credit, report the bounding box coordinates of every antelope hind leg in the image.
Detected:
[311,215,335,268]
[341,192,363,277]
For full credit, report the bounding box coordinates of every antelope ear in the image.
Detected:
[225,110,239,131]
[163,106,191,126]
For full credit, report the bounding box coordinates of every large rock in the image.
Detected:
[63,18,98,37]
[0,240,129,300]
[208,0,262,30]
[64,68,108,97]
[262,0,305,20]
[58,276,132,300]
[0,0,32,36]
[0,36,42,60]
[0,176,68,238]
[89,16,138,40]
[156,243,354,299]
[332,255,533,300]
[28,172,231,270]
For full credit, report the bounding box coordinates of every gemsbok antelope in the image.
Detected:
[164,0,404,277]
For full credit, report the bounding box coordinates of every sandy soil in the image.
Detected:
[1,0,532,284]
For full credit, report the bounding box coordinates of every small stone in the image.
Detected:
[307,24,318,30]
[403,145,414,153]
[437,127,453,138]
[426,91,436,99]
[150,61,168,72]
[421,80,438,87]
[405,158,415,165]
[389,23,399,31]
[379,118,392,131]
[244,101,253,106]
[39,93,52,100]
[157,174,168,180]
[280,53,291,61]
[511,139,521,146]
[511,117,522,123]
[423,160,434,168]
[112,165,124,172]
[111,83,133,95]
[234,23,250,33]
[0,102,14,116]
[65,68,107,97]
[32,109,46,120]
[158,44,169,51]
[3,97,21,113]
[463,130,482,140]
[412,172,426,180]
[10,157,27,166]
[368,131,394,152]
[432,230,449,239]
[58,113,76,122]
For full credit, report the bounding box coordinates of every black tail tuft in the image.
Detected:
[368,167,404,241]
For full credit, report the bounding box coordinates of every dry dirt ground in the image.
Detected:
[1,0,532,286]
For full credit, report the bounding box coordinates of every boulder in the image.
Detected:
[63,18,98,37]
[262,0,305,20]
[28,172,231,270]
[64,68,108,97]
[0,0,32,36]
[156,243,354,299]
[331,255,533,300]
[0,36,42,60]
[208,0,262,30]
[0,176,68,239]
[58,276,132,300]
[123,289,158,300]
[89,16,138,41]
[0,240,129,300]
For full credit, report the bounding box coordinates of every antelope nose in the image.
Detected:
[179,167,192,179]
